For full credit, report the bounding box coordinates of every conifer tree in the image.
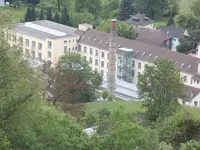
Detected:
[46,8,52,21]
[53,12,60,23]
[30,7,36,21]
[39,9,44,20]
[60,7,70,25]
[118,0,134,21]
[24,7,31,22]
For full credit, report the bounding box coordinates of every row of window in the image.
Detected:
[82,46,109,58]
[64,46,78,53]
[64,39,77,44]
[25,49,52,58]
[89,58,109,68]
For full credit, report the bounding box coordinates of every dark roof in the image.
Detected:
[158,25,185,38]
[125,13,154,26]
[76,29,200,74]
[136,27,172,47]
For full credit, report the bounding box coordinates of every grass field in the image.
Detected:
[86,101,145,114]
[0,6,27,23]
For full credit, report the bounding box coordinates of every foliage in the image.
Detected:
[102,90,108,100]
[0,129,12,150]
[137,58,185,121]
[46,7,52,21]
[39,9,44,20]
[108,95,113,101]
[97,20,136,39]
[71,12,95,27]
[24,7,36,22]
[60,7,70,25]
[180,140,200,150]
[118,0,134,21]
[53,12,60,23]
[156,108,200,148]
[158,142,173,150]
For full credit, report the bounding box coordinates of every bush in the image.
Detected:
[108,96,113,101]
[102,90,108,100]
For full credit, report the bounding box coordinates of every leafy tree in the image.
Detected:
[156,108,200,148]
[53,12,60,23]
[180,140,200,150]
[158,142,173,150]
[60,7,70,25]
[39,9,44,20]
[97,20,137,39]
[134,0,168,19]
[71,12,95,27]
[118,0,134,21]
[30,7,36,21]
[102,90,108,100]
[137,58,185,121]
[108,95,113,101]
[0,129,11,150]
[46,8,52,21]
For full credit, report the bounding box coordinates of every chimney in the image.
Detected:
[107,19,117,97]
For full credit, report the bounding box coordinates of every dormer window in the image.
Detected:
[175,61,178,64]
[142,52,146,56]
[149,54,152,57]
[181,63,185,67]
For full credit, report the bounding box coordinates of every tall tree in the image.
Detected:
[46,8,52,21]
[118,0,134,21]
[39,9,44,20]
[30,7,36,21]
[137,58,185,121]
[24,7,31,22]
[60,7,70,25]
[53,12,60,23]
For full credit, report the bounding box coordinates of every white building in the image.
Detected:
[0,0,4,7]
[9,20,200,107]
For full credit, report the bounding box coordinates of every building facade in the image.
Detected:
[0,0,4,7]
[9,20,200,107]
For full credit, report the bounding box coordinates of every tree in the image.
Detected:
[46,8,52,21]
[180,140,200,150]
[60,7,70,25]
[102,90,108,100]
[39,9,44,20]
[108,95,113,101]
[137,58,185,121]
[24,7,31,22]
[97,20,137,39]
[53,12,60,23]
[30,7,36,21]
[71,12,95,27]
[118,0,134,21]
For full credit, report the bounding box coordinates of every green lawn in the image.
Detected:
[154,15,168,27]
[86,101,145,114]
[0,6,27,23]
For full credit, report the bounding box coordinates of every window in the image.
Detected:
[48,51,51,58]
[197,80,199,84]
[132,61,135,67]
[138,72,141,76]
[64,40,67,43]
[64,46,67,54]
[132,70,135,76]
[90,48,93,55]
[95,59,98,66]
[107,54,109,59]
[72,47,74,51]
[32,41,36,50]
[73,39,74,42]
[48,41,52,49]
[101,61,104,67]
[84,47,87,53]
[102,52,105,58]
[75,47,77,50]
[95,50,98,56]
[107,63,109,68]
[25,39,29,47]
[32,51,35,58]
[38,43,42,50]
[78,45,81,52]
[182,76,187,83]
[38,53,42,59]
[138,62,141,69]
[89,58,92,64]
[101,70,104,76]
[194,101,198,107]
[68,48,71,52]
[69,40,71,43]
